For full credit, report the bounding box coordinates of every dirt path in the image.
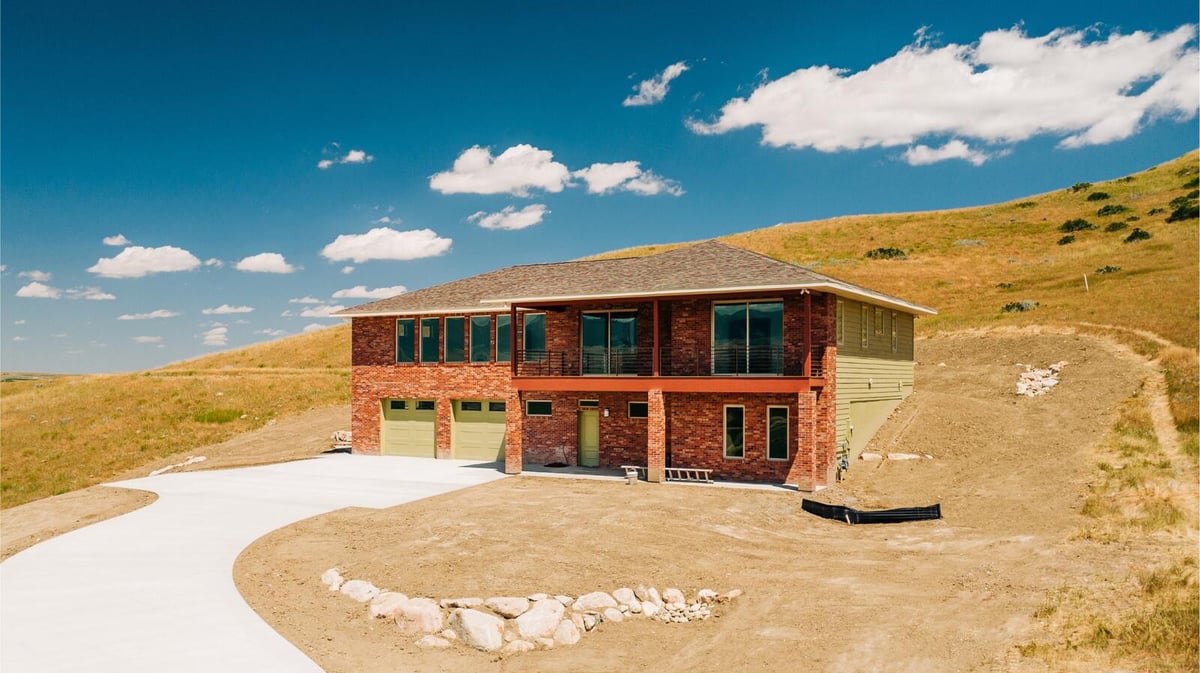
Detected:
[234,331,1185,673]
[1,405,350,560]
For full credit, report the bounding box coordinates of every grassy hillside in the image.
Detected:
[0,324,350,507]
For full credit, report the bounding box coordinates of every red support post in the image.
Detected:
[510,303,518,378]
[652,299,660,377]
[803,292,812,377]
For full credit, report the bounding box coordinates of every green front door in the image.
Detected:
[578,409,600,467]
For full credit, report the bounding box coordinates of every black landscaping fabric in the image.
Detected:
[801,499,942,524]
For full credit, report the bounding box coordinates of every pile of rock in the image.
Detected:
[1015,361,1067,397]
[321,568,740,656]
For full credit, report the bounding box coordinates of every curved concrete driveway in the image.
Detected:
[0,454,507,673]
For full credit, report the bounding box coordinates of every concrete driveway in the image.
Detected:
[0,454,507,673]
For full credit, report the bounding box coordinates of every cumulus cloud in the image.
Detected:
[318,146,374,170]
[201,326,228,346]
[235,252,296,274]
[66,286,116,301]
[255,328,287,337]
[341,266,355,274]
[689,25,1200,161]
[88,245,202,278]
[202,304,254,315]
[19,270,52,282]
[573,162,684,195]
[103,234,131,246]
[430,144,572,196]
[320,227,452,263]
[133,336,163,344]
[289,296,323,304]
[467,204,549,230]
[14,320,26,325]
[204,258,224,268]
[12,336,28,342]
[117,309,180,320]
[623,61,690,106]
[300,304,347,318]
[15,282,61,299]
[331,285,408,299]
[302,323,329,333]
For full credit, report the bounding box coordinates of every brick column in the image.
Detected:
[646,389,666,483]
[504,392,523,474]
[787,390,817,491]
[436,398,453,459]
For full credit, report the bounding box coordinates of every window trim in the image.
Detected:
[836,300,844,346]
[420,317,440,364]
[470,315,492,363]
[767,406,789,461]
[628,401,649,419]
[396,318,416,364]
[723,404,745,460]
[525,400,553,417]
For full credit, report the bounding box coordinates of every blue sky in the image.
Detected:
[2,0,1197,373]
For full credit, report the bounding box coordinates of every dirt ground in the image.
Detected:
[233,331,1192,673]
[0,405,350,560]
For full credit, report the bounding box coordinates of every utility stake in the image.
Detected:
[1083,273,1089,292]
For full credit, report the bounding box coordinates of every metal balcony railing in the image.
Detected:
[515,344,824,378]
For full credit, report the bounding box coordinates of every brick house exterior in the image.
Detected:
[336,241,934,490]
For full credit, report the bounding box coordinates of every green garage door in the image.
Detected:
[381,399,436,457]
[452,400,506,462]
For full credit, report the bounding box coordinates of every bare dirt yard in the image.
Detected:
[235,331,1197,673]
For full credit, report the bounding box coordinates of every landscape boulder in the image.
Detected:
[394,597,443,635]
[501,639,535,655]
[485,596,530,619]
[450,609,505,652]
[612,587,636,606]
[553,619,581,646]
[439,597,482,609]
[415,635,451,649]
[572,591,618,612]
[662,587,686,606]
[339,580,380,603]
[515,599,565,639]
[368,592,410,619]
[321,568,344,591]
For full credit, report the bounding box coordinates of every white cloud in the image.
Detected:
[202,304,254,315]
[467,204,549,231]
[103,234,131,246]
[201,326,228,346]
[254,328,287,337]
[15,282,61,299]
[235,252,297,274]
[320,227,452,263]
[572,162,684,196]
[300,304,347,318]
[902,140,992,166]
[204,258,224,268]
[289,296,323,304]
[341,266,355,274]
[12,336,28,342]
[689,24,1200,158]
[317,147,374,170]
[429,144,571,196]
[302,323,328,333]
[117,309,180,320]
[331,285,408,299]
[372,216,396,224]
[0,265,7,272]
[66,286,116,301]
[623,61,690,106]
[14,320,26,325]
[88,245,202,278]
[133,336,163,344]
[19,270,52,282]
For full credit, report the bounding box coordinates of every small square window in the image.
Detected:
[578,399,599,408]
[628,401,648,418]
[389,400,407,410]
[460,401,482,412]
[874,307,884,336]
[488,401,506,413]
[416,400,435,411]
[526,400,552,416]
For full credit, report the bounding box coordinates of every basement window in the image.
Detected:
[526,400,552,416]
[628,401,648,419]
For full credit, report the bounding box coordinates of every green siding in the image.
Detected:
[836,299,914,361]
[835,355,914,460]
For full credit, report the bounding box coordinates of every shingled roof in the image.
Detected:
[334,240,936,317]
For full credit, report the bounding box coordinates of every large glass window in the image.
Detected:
[445,317,465,363]
[768,407,789,460]
[724,406,745,458]
[497,315,511,362]
[396,319,415,363]
[420,318,440,363]
[470,316,491,362]
[713,301,783,374]
[523,313,546,361]
[581,311,637,374]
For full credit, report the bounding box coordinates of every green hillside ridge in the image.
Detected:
[2,152,1196,508]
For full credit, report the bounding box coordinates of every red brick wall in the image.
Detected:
[665,392,800,482]
[516,390,649,468]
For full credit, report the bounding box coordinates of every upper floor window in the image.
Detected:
[523,313,546,361]
[497,315,511,363]
[712,301,783,374]
[470,316,492,362]
[582,311,637,374]
[445,317,465,363]
[420,318,440,363]
[396,318,416,364]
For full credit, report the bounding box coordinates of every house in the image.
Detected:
[335,241,935,490]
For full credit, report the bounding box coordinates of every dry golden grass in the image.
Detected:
[0,324,350,508]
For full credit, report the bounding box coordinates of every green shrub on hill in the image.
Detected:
[865,247,907,260]
[1060,218,1096,232]
[1087,192,1111,201]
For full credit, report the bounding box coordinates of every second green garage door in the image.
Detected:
[381,399,436,457]
[452,400,506,462]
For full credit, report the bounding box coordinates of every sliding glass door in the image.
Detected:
[582,312,637,374]
[712,301,783,374]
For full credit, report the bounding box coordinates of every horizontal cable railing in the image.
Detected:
[516,344,825,378]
